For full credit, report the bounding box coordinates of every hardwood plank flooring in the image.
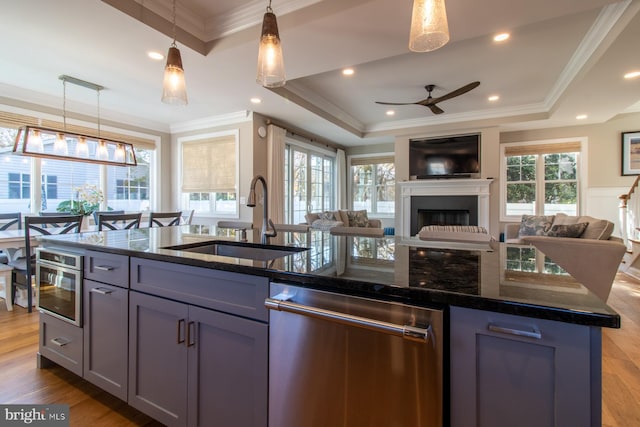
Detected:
[1,273,639,426]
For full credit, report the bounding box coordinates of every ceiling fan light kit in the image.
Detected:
[409,0,450,52]
[162,0,188,105]
[257,0,286,88]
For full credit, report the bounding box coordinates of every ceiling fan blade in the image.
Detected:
[431,81,480,104]
[375,101,418,105]
[428,104,445,114]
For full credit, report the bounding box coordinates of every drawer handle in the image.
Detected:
[488,323,542,340]
[94,265,114,271]
[91,287,113,295]
[177,319,186,344]
[51,337,70,347]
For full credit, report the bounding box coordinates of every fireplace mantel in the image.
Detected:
[397,179,493,237]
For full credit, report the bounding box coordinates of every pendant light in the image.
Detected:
[256,0,286,88]
[161,0,188,105]
[409,0,450,52]
[13,75,138,167]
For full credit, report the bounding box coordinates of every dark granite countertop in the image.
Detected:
[39,225,620,328]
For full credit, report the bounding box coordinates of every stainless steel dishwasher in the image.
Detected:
[266,283,444,427]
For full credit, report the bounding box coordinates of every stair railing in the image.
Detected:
[619,175,640,248]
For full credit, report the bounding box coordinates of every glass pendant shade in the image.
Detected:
[30,129,44,153]
[409,0,450,52]
[54,133,69,156]
[162,45,188,105]
[256,12,286,88]
[76,136,89,158]
[114,144,125,162]
[96,140,109,161]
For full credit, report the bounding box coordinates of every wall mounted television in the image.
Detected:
[409,134,480,179]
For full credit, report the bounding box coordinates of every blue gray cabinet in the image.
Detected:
[450,306,601,427]
[82,279,129,401]
[128,258,269,427]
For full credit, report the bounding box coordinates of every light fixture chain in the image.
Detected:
[267,0,273,13]
[172,0,177,44]
[97,89,101,137]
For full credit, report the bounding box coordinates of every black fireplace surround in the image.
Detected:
[410,195,478,236]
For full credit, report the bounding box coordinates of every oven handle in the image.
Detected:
[265,298,432,343]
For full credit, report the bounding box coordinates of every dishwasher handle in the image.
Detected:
[265,297,432,343]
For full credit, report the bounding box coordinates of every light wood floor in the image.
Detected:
[1,274,640,426]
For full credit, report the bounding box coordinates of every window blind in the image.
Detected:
[0,110,156,149]
[504,141,582,156]
[351,155,394,166]
[182,135,236,193]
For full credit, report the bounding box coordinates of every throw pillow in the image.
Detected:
[576,216,614,240]
[319,211,336,221]
[518,214,555,237]
[546,222,588,238]
[347,210,369,227]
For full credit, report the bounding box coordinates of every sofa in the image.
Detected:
[305,210,383,237]
[504,213,626,302]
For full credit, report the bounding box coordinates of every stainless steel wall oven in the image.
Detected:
[36,248,83,326]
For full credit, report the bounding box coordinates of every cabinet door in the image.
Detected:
[187,305,268,427]
[129,291,189,427]
[83,279,128,401]
[450,306,600,427]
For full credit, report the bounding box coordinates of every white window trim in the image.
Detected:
[500,137,588,223]
[347,152,395,218]
[177,129,240,219]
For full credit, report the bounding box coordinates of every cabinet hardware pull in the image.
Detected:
[488,323,542,340]
[187,321,196,347]
[94,265,114,271]
[265,298,432,343]
[51,337,70,347]
[91,287,113,295]
[177,319,186,344]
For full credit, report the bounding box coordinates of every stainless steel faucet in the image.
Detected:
[247,175,277,244]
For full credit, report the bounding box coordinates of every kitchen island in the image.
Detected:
[36,225,618,427]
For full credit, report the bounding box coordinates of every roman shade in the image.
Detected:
[181,134,236,193]
[504,141,582,156]
[350,155,394,166]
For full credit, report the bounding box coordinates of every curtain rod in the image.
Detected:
[265,119,345,152]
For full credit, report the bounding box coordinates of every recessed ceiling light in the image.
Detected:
[386,110,395,116]
[576,114,588,120]
[342,68,355,76]
[493,33,510,42]
[624,71,640,79]
[488,95,500,102]
[148,51,164,60]
[250,97,262,104]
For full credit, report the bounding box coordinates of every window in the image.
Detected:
[8,173,30,199]
[350,156,395,215]
[284,144,335,224]
[0,123,157,214]
[180,131,238,216]
[501,139,583,221]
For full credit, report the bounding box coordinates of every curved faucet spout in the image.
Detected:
[247,175,277,244]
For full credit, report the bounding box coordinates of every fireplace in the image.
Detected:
[397,179,493,237]
[411,195,478,235]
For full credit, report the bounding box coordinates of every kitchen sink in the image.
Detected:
[163,240,308,261]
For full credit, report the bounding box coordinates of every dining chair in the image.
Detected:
[0,213,22,265]
[148,211,182,228]
[181,209,195,225]
[93,210,125,225]
[0,212,22,230]
[97,212,142,231]
[9,214,83,312]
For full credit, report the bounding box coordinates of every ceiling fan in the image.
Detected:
[375,81,480,114]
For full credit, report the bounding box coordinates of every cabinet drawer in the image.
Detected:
[131,257,269,322]
[85,251,129,287]
[40,312,83,376]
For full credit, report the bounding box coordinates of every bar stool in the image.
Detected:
[0,263,14,311]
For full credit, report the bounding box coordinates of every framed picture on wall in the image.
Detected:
[622,131,640,176]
